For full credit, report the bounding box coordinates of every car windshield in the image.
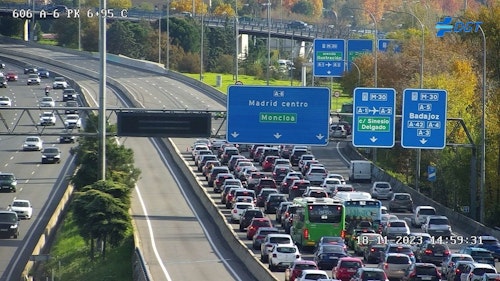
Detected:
[415,266,437,275]
[13,201,29,207]
[322,245,345,253]
[44,148,59,153]
[26,137,39,142]
[55,77,64,81]
[472,251,493,257]
[253,220,271,227]
[304,274,327,279]
[0,174,13,180]
[269,237,290,244]
[277,247,296,253]
[363,271,386,279]
[0,97,9,101]
[0,213,17,222]
[375,183,390,188]
[419,209,436,215]
[472,268,496,275]
[394,194,410,200]
[259,229,279,236]
[308,204,342,223]
[295,263,317,270]
[390,222,406,227]
[429,218,449,225]
[341,261,362,268]
[482,238,499,245]
[387,256,410,264]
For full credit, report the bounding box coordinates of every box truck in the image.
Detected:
[349,160,372,183]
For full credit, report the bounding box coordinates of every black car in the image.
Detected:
[263,193,287,214]
[239,208,264,231]
[37,67,50,78]
[0,76,7,88]
[313,244,348,269]
[64,100,79,114]
[62,88,78,102]
[416,242,450,265]
[256,188,278,207]
[24,65,37,74]
[0,211,19,238]
[275,201,292,224]
[41,147,62,164]
[287,20,309,29]
[0,173,17,192]
[59,129,76,143]
[364,243,386,264]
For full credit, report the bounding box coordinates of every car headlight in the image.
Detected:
[10,224,18,229]
[42,155,47,158]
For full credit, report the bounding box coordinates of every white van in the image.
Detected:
[411,205,437,227]
[349,160,372,183]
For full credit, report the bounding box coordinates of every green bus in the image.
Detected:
[290,197,346,249]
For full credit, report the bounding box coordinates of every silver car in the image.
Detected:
[378,253,412,279]
[370,181,393,199]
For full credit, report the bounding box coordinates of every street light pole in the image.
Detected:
[158,13,161,63]
[235,1,239,82]
[200,13,204,81]
[390,9,425,191]
[478,25,486,224]
[266,0,271,86]
[167,0,170,70]
[78,0,81,50]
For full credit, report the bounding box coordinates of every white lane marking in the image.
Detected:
[134,138,243,281]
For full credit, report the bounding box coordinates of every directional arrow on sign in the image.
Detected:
[316,133,325,140]
[420,138,427,144]
[370,136,377,142]
[231,132,239,138]
[274,133,282,139]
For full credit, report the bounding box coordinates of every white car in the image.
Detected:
[22,136,43,151]
[0,96,12,106]
[39,112,56,126]
[230,202,254,223]
[268,244,301,271]
[296,269,330,281]
[52,76,68,89]
[27,73,41,85]
[370,181,393,199]
[260,233,294,263]
[64,114,82,129]
[327,173,346,184]
[39,96,55,107]
[9,199,33,219]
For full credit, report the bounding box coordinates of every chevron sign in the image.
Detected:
[427,166,436,182]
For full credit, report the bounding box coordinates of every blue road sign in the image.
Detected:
[401,88,448,149]
[227,86,330,145]
[347,39,372,71]
[352,87,396,148]
[313,39,345,77]
[427,165,436,182]
[378,39,401,53]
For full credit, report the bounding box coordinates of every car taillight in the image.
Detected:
[303,228,309,239]
[341,229,346,239]
[444,250,450,255]
[456,269,461,274]
[292,186,298,189]
[249,226,255,230]
[384,263,388,269]
[370,248,375,252]
[285,212,289,218]
[409,271,416,278]
[424,249,433,255]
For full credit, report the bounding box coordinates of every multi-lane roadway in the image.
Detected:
[1,41,498,281]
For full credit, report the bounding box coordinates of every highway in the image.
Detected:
[0,42,252,280]
[1,41,498,281]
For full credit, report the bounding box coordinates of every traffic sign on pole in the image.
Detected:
[352,87,396,148]
[378,39,401,53]
[427,165,436,182]
[347,39,372,71]
[313,39,345,77]
[227,86,330,145]
[401,88,448,149]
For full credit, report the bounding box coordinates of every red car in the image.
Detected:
[288,259,318,281]
[332,257,364,281]
[261,155,279,172]
[5,72,18,81]
[246,217,272,240]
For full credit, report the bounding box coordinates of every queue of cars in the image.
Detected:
[189,138,500,281]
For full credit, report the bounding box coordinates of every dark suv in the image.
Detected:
[0,173,17,192]
[239,208,264,231]
[0,211,19,238]
[62,88,78,102]
[416,242,450,265]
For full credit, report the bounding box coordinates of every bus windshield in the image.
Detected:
[308,204,342,223]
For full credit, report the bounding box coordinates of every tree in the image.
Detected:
[291,1,313,16]
[107,21,138,56]
[169,18,200,53]
[0,18,23,37]
[72,182,131,259]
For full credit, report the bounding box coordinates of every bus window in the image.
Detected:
[309,205,342,223]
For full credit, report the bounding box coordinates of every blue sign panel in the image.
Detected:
[227,86,330,145]
[347,39,373,72]
[427,166,436,182]
[378,39,401,52]
[352,87,396,148]
[313,39,345,77]
[401,88,448,149]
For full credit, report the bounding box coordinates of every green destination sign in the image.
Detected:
[259,113,297,123]
[357,117,390,132]
[316,52,343,61]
